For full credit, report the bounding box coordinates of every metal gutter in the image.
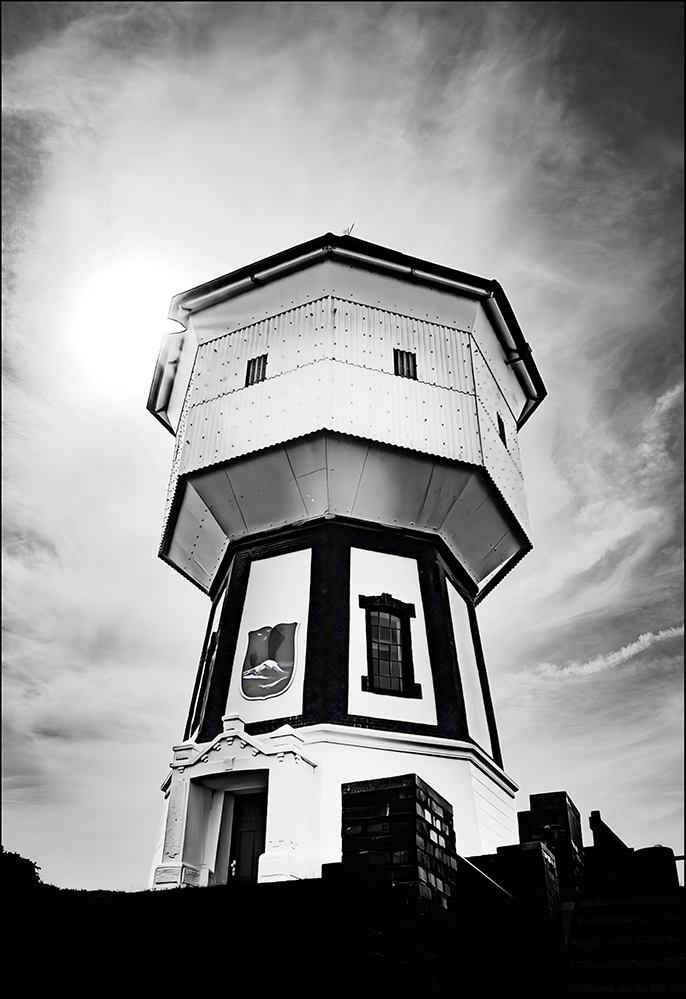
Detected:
[169,232,495,320]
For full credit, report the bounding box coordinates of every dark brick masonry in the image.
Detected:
[469,792,684,996]
[341,774,459,914]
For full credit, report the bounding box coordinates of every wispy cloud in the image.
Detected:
[521,625,685,680]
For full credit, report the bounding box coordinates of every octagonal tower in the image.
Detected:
[148,233,545,889]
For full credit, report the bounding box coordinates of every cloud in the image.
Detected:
[1,713,54,806]
[524,625,685,680]
[635,384,684,494]
[481,372,684,675]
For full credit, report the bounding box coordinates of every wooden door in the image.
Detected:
[229,792,267,884]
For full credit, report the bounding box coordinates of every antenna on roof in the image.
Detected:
[342,223,355,236]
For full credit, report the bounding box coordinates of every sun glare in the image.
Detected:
[69,259,182,402]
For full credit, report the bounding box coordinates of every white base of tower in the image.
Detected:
[150,714,518,889]
[300,723,518,863]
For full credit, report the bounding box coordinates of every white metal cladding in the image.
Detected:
[471,346,529,534]
[166,481,229,590]
[191,298,332,400]
[156,258,541,460]
[177,360,482,476]
[477,403,529,535]
[471,343,521,463]
[472,302,527,420]
[190,297,475,403]
[162,293,533,550]
[174,435,523,591]
[162,379,195,547]
[330,300,474,393]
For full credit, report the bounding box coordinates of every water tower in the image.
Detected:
[147,233,546,889]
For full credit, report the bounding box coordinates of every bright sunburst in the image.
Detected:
[69,258,182,401]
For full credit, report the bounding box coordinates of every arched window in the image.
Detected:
[359,593,422,698]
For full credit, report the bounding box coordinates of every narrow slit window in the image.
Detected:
[497,413,507,447]
[188,630,217,740]
[394,348,417,380]
[245,354,268,386]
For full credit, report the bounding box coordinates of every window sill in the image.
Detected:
[361,677,422,699]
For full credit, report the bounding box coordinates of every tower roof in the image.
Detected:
[167,233,546,426]
[150,234,548,596]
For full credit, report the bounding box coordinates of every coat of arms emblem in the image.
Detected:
[241,622,298,700]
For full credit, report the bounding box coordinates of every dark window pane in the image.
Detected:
[245,354,268,387]
[394,348,417,380]
[363,595,415,697]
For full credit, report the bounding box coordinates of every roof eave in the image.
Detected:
[168,232,497,322]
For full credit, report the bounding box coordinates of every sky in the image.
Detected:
[2,1,683,891]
